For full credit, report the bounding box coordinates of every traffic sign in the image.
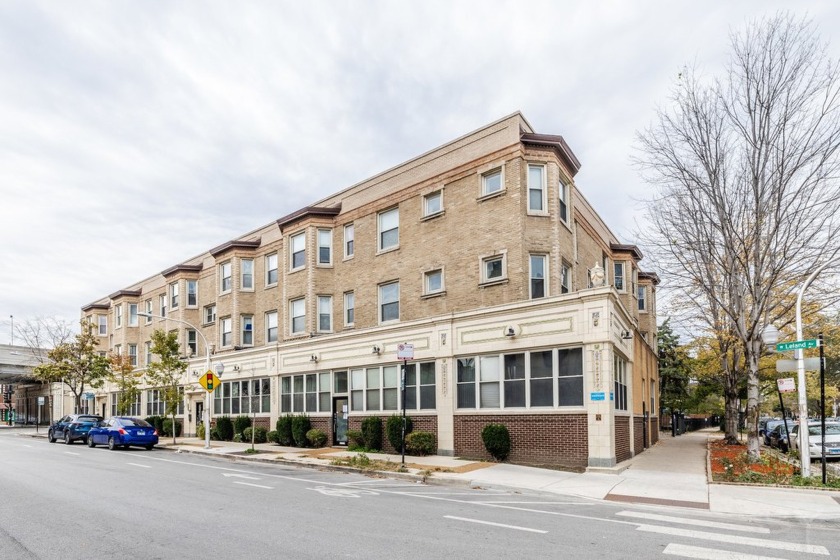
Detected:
[775,358,822,372]
[397,343,414,360]
[776,378,796,393]
[776,339,819,352]
[199,370,219,392]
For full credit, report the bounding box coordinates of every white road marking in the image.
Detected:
[663,543,789,560]
[22,444,32,448]
[222,473,260,480]
[638,525,829,556]
[617,511,770,533]
[480,501,594,505]
[308,486,379,498]
[444,515,547,534]
[64,452,80,456]
[127,463,151,469]
[232,481,272,489]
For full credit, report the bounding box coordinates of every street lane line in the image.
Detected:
[444,515,547,534]
[232,481,273,489]
[637,525,829,555]
[617,511,770,533]
[663,543,788,560]
[64,452,80,456]
[127,463,151,468]
[222,473,261,480]
[480,501,594,505]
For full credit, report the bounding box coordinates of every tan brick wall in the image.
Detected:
[453,413,588,469]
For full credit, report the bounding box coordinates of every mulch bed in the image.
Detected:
[709,439,795,483]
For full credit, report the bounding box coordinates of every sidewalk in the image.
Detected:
[9,426,840,520]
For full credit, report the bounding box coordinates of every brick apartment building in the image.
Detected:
[82,112,659,469]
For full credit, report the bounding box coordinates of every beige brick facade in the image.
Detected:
[82,112,660,468]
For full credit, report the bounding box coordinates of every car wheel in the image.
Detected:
[145,444,154,450]
[64,432,72,445]
[88,436,96,448]
[48,431,56,443]
[108,437,118,451]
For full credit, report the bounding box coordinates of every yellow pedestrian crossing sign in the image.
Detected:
[199,370,219,392]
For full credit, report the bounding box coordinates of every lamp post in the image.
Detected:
[138,312,215,450]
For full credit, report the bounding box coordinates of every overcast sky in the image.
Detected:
[2,1,839,343]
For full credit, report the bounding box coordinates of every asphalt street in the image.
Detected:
[0,431,837,560]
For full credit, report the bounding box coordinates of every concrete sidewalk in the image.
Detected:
[9,425,840,519]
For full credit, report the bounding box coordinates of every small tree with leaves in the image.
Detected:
[145,330,187,444]
[33,320,109,414]
[657,319,692,418]
[108,353,141,416]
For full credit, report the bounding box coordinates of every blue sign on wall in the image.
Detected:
[590,392,605,401]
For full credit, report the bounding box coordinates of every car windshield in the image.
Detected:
[119,418,152,427]
[808,424,840,436]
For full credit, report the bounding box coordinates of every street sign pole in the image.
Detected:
[401,360,406,466]
[820,333,826,485]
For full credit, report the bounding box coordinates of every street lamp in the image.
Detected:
[137,312,216,450]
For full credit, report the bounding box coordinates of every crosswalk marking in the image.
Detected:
[617,511,770,533]
[663,543,789,560]
[638,525,829,556]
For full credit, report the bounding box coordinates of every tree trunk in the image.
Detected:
[724,391,740,444]
[745,341,761,461]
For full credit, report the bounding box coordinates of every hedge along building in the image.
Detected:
[82,112,659,469]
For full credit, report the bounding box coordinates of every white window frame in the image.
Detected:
[128,344,137,367]
[241,315,254,346]
[186,329,198,357]
[204,304,216,325]
[638,286,647,312]
[378,281,400,324]
[265,253,278,286]
[241,258,254,291]
[265,311,278,343]
[560,262,571,294]
[187,280,198,307]
[220,262,232,293]
[115,304,123,328]
[423,190,443,218]
[614,356,628,412]
[290,232,306,271]
[144,341,152,366]
[559,179,570,223]
[344,291,355,327]
[98,315,107,336]
[344,223,355,259]
[144,300,153,324]
[480,167,504,197]
[170,281,179,309]
[614,262,626,292]
[290,298,306,335]
[529,254,547,299]
[378,208,399,252]
[317,229,332,265]
[220,317,232,347]
[527,163,547,214]
[159,294,167,317]
[317,295,333,333]
[128,303,138,327]
[480,253,507,285]
[423,269,444,296]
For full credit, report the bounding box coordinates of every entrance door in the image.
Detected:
[195,401,204,435]
[333,397,348,446]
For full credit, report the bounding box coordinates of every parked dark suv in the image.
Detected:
[48,414,103,445]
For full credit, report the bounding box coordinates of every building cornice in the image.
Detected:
[209,239,262,258]
[108,289,142,301]
[81,302,110,312]
[521,133,581,177]
[161,263,204,278]
[276,205,342,231]
[610,243,644,261]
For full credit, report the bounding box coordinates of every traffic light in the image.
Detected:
[206,373,214,391]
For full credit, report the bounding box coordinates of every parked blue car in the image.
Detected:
[87,417,159,450]
[48,414,103,445]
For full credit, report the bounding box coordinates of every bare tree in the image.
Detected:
[636,13,840,459]
[13,316,75,363]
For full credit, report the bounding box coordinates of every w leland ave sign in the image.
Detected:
[776,339,819,352]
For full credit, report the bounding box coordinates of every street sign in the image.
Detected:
[37,396,45,405]
[775,358,822,372]
[397,343,414,360]
[776,339,819,352]
[198,371,219,392]
[776,378,796,393]
[83,392,95,400]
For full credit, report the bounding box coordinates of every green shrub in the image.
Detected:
[234,415,252,437]
[291,414,312,447]
[386,414,413,452]
[276,415,294,446]
[307,428,328,448]
[233,433,243,443]
[361,416,382,452]
[197,422,205,440]
[162,418,183,437]
[267,430,279,444]
[216,416,234,441]
[405,431,436,456]
[145,416,164,434]
[243,426,268,444]
[210,427,221,441]
[481,423,511,461]
[346,429,364,450]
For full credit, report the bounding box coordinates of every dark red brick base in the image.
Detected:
[616,416,631,463]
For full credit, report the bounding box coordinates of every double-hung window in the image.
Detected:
[527,164,546,212]
[614,262,625,292]
[241,315,253,346]
[144,300,153,323]
[344,291,355,326]
[128,303,138,327]
[128,344,137,367]
[290,298,305,334]
[559,180,569,223]
[317,296,332,332]
[290,232,305,270]
[614,356,628,411]
[344,224,354,258]
[221,317,232,347]
[530,255,546,298]
[560,262,571,294]
[220,262,232,293]
[115,304,123,328]
[186,330,197,356]
[378,208,399,251]
[98,315,107,335]
[187,280,198,307]
[204,304,216,325]
[266,253,278,286]
[144,341,152,366]
[170,282,179,309]
[159,294,167,317]
[317,229,332,265]
[423,190,442,217]
[241,259,254,290]
[638,286,647,311]
[265,311,278,343]
[379,281,399,323]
